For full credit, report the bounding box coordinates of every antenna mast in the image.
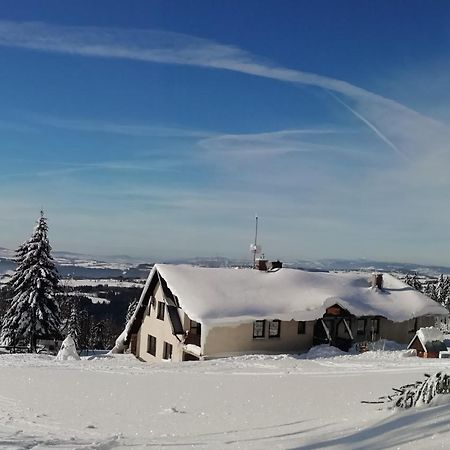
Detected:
[249,215,262,268]
[253,215,258,268]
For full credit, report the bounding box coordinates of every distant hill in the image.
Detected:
[0,247,152,279]
[2,246,450,279]
[288,258,450,277]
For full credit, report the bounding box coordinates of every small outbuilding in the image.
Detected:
[407,327,447,358]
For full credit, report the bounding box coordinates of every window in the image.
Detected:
[357,319,366,336]
[147,335,156,356]
[190,320,201,335]
[298,321,306,334]
[268,320,281,338]
[163,342,173,360]
[370,318,380,335]
[147,296,155,316]
[408,318,418,334]
[253,320,266,338]
[157,301,165,320]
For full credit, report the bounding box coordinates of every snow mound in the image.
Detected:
[351,339,407,353]
[377,339,407,351]
[55,336,80,361]
[301,344,347,359]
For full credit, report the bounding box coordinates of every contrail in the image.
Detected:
[0,20,446,156]
[326,90,405,157]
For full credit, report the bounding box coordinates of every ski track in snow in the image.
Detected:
[1,352,450,449]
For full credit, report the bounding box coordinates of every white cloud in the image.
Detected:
[26,114,214,138]
[198,128,353,157]
[0,20,448,161]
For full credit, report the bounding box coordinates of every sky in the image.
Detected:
[0,1,450,265]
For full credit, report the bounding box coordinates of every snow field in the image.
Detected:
[2,352,450,448]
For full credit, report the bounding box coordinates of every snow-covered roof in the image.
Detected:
[152,264,447,326]
[416,327,445,346]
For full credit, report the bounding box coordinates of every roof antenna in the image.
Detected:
[250,215,261,268]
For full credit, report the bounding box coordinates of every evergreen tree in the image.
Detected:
[0,211,61,352]
[90,319,106,350]
[0,285,12,320]
[444,277,450,310]
[77,308,90,353]
[404,273,423,292]
[424,281,438,302]
[436,275,450,310]
[412,274,423,292]
[403,274,412,287]
[66,300,82,349]
[125,297,138,324]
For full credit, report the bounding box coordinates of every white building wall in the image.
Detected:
[203,320,314,358]
[137,282,186,362]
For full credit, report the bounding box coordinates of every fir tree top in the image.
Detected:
[9,210,59,294]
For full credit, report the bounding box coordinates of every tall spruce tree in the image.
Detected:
[0,211,61,352]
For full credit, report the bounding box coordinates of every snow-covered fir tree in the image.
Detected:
[424,281,438,302]
[436,274,450,310]
[66,301,81,349]
[0,211,61,352]
[404,273,423,292]
[76,308,90,352]
[125,297,138,324]
[90,319,106,350]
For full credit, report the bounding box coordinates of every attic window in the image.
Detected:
[268,320,281,338]
[157,301,165,321]
[253,320,266,339]
[147,297,154,316]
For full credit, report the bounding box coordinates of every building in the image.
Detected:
[407,327,447,358]
[112,264,448,361]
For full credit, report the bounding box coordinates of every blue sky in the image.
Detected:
[0,1,450,264]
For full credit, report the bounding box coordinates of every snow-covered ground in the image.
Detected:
[1,350,450,449]
[62,278,145,288]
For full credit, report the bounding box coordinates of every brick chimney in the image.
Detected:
[257,258,268,271]
[372,273,383,290]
